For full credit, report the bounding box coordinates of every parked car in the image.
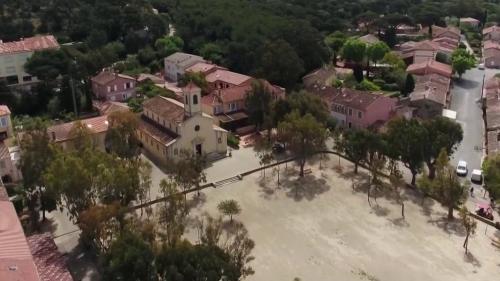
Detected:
[272,142,285,154]
[471,169,483,183]
[478,63,485,70]
[456,160,468,176]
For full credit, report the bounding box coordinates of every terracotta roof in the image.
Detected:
[460,17,480,23]
[185,62,222,74]
[0,35,59,55]
[485,77,500,130]
[138,116,178,146]
[47,115,109,143]
[331,88,385,111]
[165,52,205,68]
[205,69,252,86]
[137,73,164,84]
[0,201,40,281]
[483,25,500,35]
[26,234,73,281]
[410,74,450,106]
[406,60,453,78]
[92,101,129,115]
[432,25,460,38]
[0,105,11,116]
[143,96,185,123]
[484,40,500,50]
[91,71,135,86]
[202,79,284,107]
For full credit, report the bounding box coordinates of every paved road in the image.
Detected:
[448,67,490,206]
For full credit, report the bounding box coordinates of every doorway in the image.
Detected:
[195,144,202,155]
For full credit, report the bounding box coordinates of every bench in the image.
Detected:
[303,168,312,175]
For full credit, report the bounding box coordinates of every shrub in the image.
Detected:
[227,133,240,148]
[355,79,380,91]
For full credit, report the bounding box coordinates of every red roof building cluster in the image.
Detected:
[0,35,59,55]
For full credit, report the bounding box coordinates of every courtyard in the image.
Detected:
[183,155,500,281]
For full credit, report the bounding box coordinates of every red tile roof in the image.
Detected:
[142,96,185,123]
[205,69,252,86]
[26,234,73,281]
[185,62,223,74]
[0,35,59,55]
[47,115,109,143]
[0,201,40,281]
[331,88,386,111]
[91,70,135,86]
[484,40,500,50]
[411,74,450,106]
[483,25,500,35]
[0,105,11,116]
[406,60,453,78]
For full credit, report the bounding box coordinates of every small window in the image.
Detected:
[113,85,118,91]
[194,125,200,131]
[218,137,222,143]
[193,94,198,105]
[358,111,362,119]
[348,108,352,116]
[0,117,7,127]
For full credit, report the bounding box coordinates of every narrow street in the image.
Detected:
[448,67,490,207]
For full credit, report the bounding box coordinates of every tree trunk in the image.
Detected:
[463,233,469,254]
[401,202,405,219]
[230,214,233,222]
[411,171,417,186]
[427,163,436,179]
[447,206,454,220]
[367,186,372,207]
[277,165,280,186]
[299,159,305,177]
[354,162,358,174]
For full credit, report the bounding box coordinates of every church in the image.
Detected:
[137,82,228,164]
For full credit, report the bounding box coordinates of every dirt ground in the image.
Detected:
[185,155,500,281]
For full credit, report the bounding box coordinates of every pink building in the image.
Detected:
[323,88,397,129]
[91,70,137,102]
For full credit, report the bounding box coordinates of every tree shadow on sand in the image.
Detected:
[427,216,466,236]
[463,251,481,268]
[280,173,330,201]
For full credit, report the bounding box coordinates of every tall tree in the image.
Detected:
[245,80,273,133]
[105,110,141,159]
[482,153,500,201]
[257,39,305,89]
[18,117,56,222]
[366,41,390,76]
[278,111,327,177]
[459,206,477,254]
[385,118,426,185]
[324,31,346,65]
[419,149,468,220]
[103,231,157,281]
[170,149,207,201]
[341,38,366,82]
[158,179,187,247]
[422,117,463,179]
[340,129,372,174]
[451,48,476,78]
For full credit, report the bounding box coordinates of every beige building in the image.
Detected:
[0,35,59,87]
[47,115,109,151]
[138,83,227,164]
